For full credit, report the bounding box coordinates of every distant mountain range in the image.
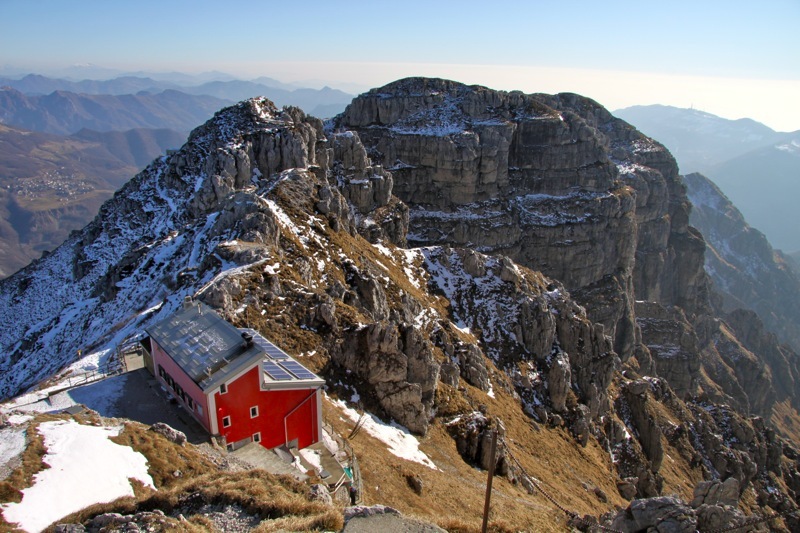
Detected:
[0,72,359,278]
[0,87,229,135]
[615,105,800,253]
[685,172,800,353]
[0,73,355,119]
[703,137,800,253]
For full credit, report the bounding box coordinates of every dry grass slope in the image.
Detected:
[323,383,628,532]
[0,414,343,532]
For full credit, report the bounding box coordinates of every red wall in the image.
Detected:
[214,366,319,450]
[151,341,211,431]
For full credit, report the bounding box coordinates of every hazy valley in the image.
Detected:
[616,105,800,254]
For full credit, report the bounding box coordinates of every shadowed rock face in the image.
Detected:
[335,77,711,361]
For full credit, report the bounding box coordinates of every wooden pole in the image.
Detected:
[481,425,499,533]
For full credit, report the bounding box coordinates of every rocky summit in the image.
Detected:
[335,78,707,360]
[1,78,799,531]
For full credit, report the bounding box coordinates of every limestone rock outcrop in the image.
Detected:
[445,411,507,474]
[335,78,711,369]
[608,478,772,533]
[634,301,701,399]
[422,247,617,441]
[334,321,439,434]
[724,309,800,410]
[610,496,697,533]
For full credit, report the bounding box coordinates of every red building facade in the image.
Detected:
[145,299,324,451]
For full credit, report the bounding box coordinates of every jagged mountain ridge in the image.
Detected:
[335,79,800,420]
[0,99,327,400]
[1,80,799,530]
[0,95,605,434]
[335,78,714,397]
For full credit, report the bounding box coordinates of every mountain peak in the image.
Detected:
[0,97,333,399]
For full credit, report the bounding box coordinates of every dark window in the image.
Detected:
[220,383,228,394]
[253,432,261,443]
[250,406,259,418]
[222,416,231,428]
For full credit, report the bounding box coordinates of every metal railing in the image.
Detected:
[321,419,362,505]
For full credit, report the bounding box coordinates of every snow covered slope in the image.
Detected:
[0,98,328,399]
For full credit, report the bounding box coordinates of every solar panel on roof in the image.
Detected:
[253,337,288,360]
[263,361,293,381]
[263,344,289,360]
[280,360,318,380]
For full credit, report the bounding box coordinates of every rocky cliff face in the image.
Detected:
[334,78,710,372]
[1,81,798,531]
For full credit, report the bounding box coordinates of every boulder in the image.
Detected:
[344,505,401,521]
[691,478,740,508]
[54,526,86,533]
[446,412,508,475]
[695,504,746,532]
[310,483,333,505]
[611,496,696,533]
[149,422,187,446]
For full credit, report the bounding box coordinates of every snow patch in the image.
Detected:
[331,398,438,470]
[1,420,154,533]
[0,426,26,474]
[6,414,33,425]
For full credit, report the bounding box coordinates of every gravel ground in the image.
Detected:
[175,503,261,532]
[343,506,446,533]
[343,513,446,532]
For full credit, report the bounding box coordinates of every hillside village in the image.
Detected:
[0,79,799,532]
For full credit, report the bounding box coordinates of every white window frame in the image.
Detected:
[250,405,259,418]
[222,415,231,428]
[219,382,228,394]
[252,432,261,443]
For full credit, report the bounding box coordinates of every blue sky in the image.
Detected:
[2,0,799,130]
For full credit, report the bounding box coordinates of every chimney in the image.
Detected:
[241,331,254,350]
[182,295,193,310]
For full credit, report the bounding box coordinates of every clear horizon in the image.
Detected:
[1,0,799,131]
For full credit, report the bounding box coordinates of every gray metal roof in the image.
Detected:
[145,302,323,392]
